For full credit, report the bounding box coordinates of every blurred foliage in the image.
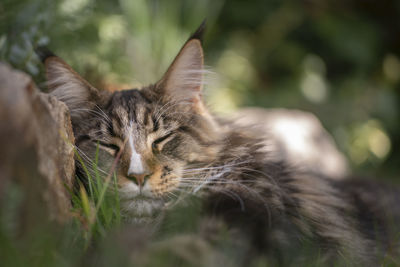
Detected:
[1,0,399,176]
[209,0,400,179]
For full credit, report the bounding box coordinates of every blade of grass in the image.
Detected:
[79,182,91,224]
[84,138,128,245]
[93,138,127,217]
[93,142,109,225]
[113,172,121,226]
[74,149,94,199]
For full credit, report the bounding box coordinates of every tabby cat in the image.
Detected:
[37,23,400,265]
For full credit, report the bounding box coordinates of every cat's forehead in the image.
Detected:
[107,89,152,120]
[110,89,151,108]
[103,88,167,133]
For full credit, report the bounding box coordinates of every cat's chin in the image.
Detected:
[124,216,154,225]
[120,197,165,222]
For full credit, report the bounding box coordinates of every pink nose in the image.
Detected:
[128,173,150,189]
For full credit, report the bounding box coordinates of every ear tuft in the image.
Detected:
[188,20,206,43]
[35,46,57,63]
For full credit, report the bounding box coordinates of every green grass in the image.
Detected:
[72,143,122,245]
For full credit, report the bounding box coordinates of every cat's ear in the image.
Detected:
[155,22,207,113]
[36,47,101,118]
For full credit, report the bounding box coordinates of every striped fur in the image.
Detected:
[39,24,400,264]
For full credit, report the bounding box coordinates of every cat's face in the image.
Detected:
[41,27,220,221]
[75,87,220,219]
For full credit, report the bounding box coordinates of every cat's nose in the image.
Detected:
[127,172,151,189]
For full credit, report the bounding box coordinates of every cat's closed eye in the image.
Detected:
[96,140,121,155]
[152,132,175,153]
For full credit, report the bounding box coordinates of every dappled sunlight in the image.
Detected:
[300,54,329,103]
[216,49,255,83]
[368,126,391,159]
[206,87,239,114]
[99,16,126,42]
[349,120,391,165]
[208,45,256,113]
[273,118,311,154]
[59,0,89,15]
[300,72,328,103]
[383,53,400,83]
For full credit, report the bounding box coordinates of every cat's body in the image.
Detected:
[37,24,400,265]
[194,117,400,264]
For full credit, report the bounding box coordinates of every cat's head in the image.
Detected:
[39,24,222,221]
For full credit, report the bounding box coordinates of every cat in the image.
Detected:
[37,23,400,265]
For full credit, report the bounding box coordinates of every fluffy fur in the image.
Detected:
[38,24,400,265]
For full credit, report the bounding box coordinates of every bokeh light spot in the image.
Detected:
[59,0,89,15]
[383,54,400,82]
[300,72,328,103]
[300,54,329,103]
[99,16,126,42]
[217,50,254,83]
[368,127,391,159]
[349,120,391,165]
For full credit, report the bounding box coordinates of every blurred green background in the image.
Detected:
[1,0,399,179]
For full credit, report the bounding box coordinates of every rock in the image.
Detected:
[0,63,75,226]
[231,108,349,179]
